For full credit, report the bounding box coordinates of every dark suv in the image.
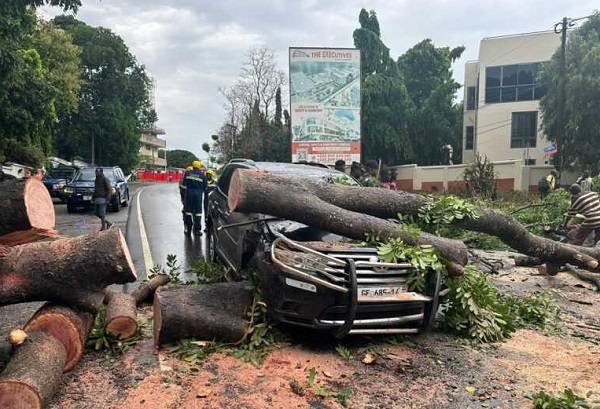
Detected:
[64,166,130,213]
[43,165,77,202]
[206,160,441,337]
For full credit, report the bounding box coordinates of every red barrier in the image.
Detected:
[136,170,184,183]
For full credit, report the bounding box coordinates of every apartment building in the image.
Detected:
[139,127,167,168]
[462,31,560,165]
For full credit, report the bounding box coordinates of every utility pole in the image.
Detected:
[554,17,569,173]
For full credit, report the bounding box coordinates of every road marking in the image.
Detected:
[136,187,154,273]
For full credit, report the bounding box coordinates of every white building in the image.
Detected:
[462,31,560,165]
[139,127,167,168]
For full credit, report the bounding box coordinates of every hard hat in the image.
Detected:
[192,160,202,169]
[186,166,193,171]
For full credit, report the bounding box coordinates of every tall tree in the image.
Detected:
[353,8,413,164]
[52,16,155,171]
[539,13,600,173]
[165,149,198,169]
[398,39,464,165]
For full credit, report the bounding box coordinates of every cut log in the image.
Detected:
[513,255,543,267]
[131,274,170,305]
[23,304,92,372]
[228,170,600,274]
[0,229,136,312]
[104,292,138,340]
[228,169,468,275]
[104,274,170,339]
[153,282,254,346]
[0,178,55,237]
[0,332,66,409]
[0,228,60,246]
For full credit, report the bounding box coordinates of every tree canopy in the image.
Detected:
[52,15,156,171]
[354,9,464,166]
[539,13,600,173]
[166,149,199,169]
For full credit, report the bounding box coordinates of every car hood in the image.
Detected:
[67,181,95,188]
[266,219,344,243]
[43,178,67,185]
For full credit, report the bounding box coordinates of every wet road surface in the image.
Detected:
[127,183,205,281]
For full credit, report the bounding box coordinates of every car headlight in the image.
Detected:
[53,183,65,189]
[112,187,116,194]
[64,187,73,194]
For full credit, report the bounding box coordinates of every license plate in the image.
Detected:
[358,285,408,302]
[83,195,92,201]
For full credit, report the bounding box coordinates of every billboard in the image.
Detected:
[289,47,361,164]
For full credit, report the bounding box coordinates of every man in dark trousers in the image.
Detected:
[93,168,113,231]
[183,160,207,236]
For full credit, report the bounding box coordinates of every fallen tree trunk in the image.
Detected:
[0,229,136,312]
[104,274,170,339]
[229,171,600,273]
[0,332,66,409]
[23,304,92,372]
[153,282,254,346]
[228,170,468,275]
[0,178,55,237]
[0,227,60,246]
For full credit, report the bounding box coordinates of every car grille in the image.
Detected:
[75,188,94,195]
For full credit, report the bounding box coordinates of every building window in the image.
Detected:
[465,126,474,150]
[466,86,477,110]
[524,158,536,165]
[485,63,544,104]
[511,111,538,148]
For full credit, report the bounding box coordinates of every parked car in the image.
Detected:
[206,160,441,337]
[42,165,77,202]
[64,166,130,213]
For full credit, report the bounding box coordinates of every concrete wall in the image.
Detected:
[464,31,560,166]
[391,160,558,193]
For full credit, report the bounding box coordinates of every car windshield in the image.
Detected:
[46,168,74,180]
[74,168,114,182]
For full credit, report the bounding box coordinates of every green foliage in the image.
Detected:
[464,154,497,198]
[443,267,560,343]
[527,388,594,409]
[86,305,146,355]
[335,345,351,361]
[52,15,155,171]
[417,195,479,234]
[148,254,182,283]
[306,366,352,407]
[398,39,465,166]
[592,176,600,193]
[189,259,226,284]
[165,149,199,169]
[168,339,224,366]
[378,239,444,291]
[539,12,600,173]
[512,189,571,235]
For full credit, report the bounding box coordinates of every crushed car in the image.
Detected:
[206,160,441,338]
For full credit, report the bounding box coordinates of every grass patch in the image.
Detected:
[86,305,147,355]
[527,388,597,409]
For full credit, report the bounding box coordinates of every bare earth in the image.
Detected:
[45,251,599,409]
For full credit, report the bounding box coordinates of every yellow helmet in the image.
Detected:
[192,160,202,169]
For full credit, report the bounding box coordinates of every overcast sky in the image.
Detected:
[41,1,597,159]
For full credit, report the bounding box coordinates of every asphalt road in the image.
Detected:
[125,183,205,282]
[54,182,205,283]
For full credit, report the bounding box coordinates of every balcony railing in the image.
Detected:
[140,133,166,148]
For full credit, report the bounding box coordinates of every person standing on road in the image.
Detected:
[360,160,380,187]
[576,171,593,192]
[566,183,600,246]
[179,166,193,203]
[93,168,113,231]
[182,161,207,236]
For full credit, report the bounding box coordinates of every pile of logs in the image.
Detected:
[0,178,139,409]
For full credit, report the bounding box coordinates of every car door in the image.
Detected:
[210,165,251,271]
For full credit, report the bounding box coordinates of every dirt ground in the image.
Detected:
[41,250,599,409]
